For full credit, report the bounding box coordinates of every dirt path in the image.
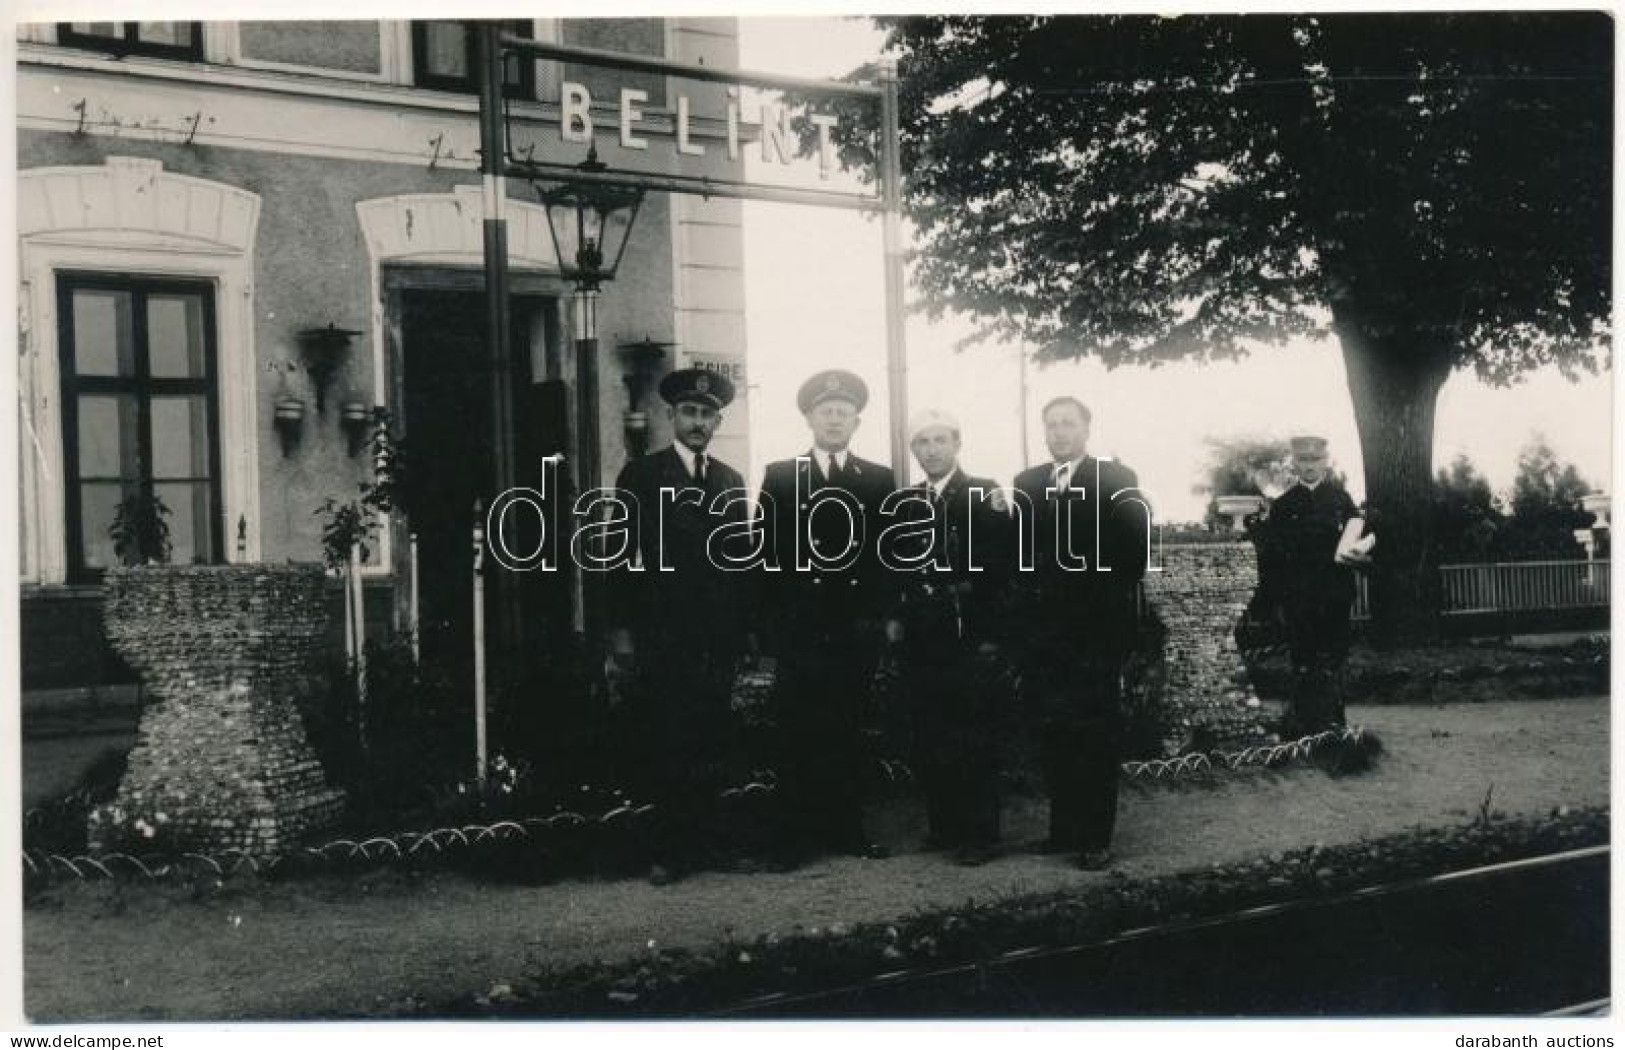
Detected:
[23,697,1609,1021]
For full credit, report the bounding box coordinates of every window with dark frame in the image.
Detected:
[57,274,223,582]
[412,20,534,97]
[56,22,204,60]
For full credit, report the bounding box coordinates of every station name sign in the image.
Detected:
[556,83,842,180]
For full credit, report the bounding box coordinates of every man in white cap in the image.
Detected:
[1271,434,1367,734]
[885,409,1014,864]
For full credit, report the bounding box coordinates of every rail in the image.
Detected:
[1350,559,1609,621]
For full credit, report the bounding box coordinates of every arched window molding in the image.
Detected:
[18,156,262,584]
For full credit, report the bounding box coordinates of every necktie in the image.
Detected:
[827,454,844,485]
[694,453,707,484]
[1052,461,1072,493]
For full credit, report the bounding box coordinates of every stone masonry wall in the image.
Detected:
[90,564,344,856]
[1141,542,1282,753]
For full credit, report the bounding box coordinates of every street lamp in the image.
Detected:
[539,151,643,294]
[538,149,645,649]
[539,148,645,496]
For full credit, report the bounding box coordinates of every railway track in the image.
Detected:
[712,846,1609,1018]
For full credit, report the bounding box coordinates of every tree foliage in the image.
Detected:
[816,13,1610,377]
[800,12,1610,638]
[1431,442,1598,562]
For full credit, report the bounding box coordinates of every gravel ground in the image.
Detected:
[22,695,1609,1021]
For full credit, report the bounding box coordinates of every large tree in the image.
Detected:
[809,13,1611,640]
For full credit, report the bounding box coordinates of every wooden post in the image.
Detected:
[472,499,488,786]
[342,562,356,666]
[409,531,421,664]
[349,542,367,738]
[878,58,910,483]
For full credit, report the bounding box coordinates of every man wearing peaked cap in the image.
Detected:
[1268,434,1368,735]
[887,408,1015,865]
[755,368,896,864]
[658,366,735,411]
[609,365,749,884]
[796,368,869,415]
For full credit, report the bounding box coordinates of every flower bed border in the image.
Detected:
[21,727,1380,886]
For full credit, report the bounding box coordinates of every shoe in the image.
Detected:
[1076,848,1114,871]
[842,841,891,860]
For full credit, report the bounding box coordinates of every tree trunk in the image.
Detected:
[1335,311,1452,647]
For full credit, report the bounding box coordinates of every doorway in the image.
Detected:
[393,285,573,681]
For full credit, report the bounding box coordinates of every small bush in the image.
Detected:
[23,748,128,855]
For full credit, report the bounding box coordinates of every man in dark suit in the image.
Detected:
[609,366,749,883]
[1011,396,1151,870]
[1270,434,1367,735]
[885,409,1015,865]
[756,369,897,861]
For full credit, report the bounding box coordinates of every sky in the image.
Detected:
[733,15,1614,522]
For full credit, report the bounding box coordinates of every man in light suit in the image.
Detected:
[756,369,897,862]
[1011,396,1150,870]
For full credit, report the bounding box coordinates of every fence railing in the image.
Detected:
[1351,559,1611,621]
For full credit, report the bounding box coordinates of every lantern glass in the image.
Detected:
[541,182,643,289]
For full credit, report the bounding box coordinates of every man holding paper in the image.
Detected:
[1271,435,1371,734]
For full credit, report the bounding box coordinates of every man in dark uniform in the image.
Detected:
[1270,434,1367,736]
[885,409,1014,865]
[609,366,749,883]
[756,369,897,862]
[1011,396,1150,870]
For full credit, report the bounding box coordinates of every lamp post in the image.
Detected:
[539,148,645,650]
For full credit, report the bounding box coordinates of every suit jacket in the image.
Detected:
[1012,455,1151,654]
[889,468,1015,643]
[755,450,897,649]
[609,444,749,657]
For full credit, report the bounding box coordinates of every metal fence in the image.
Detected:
[1351,560,1611,620]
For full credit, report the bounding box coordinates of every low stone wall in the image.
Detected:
[90,564,344,856]
[1140,542,1280,753]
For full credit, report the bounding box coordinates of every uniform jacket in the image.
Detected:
[889,468,1015,644]
[1269,480,1362,604]
[755,450,897,648]
[1011,455,1151,653]
[609,444,750,657]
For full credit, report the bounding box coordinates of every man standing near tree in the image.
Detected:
[756,369,897,863]
[1271,435,1370,736]
[1011,397,1150,871]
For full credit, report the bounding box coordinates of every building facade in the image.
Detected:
[17,19,752,690]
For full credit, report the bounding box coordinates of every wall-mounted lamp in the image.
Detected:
[617,337,674,459]
[274,393,306,455]
[339,397,372,456]
[296,323,363,412]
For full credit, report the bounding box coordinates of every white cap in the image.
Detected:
[907,408,960,443]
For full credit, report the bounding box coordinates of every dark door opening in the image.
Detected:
[397,288,573,683]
